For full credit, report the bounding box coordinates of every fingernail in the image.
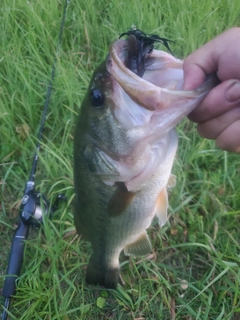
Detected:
[225,81,240,102]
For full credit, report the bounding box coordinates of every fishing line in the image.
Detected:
[1,1,70,319]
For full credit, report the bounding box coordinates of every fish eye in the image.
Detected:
[90,88,105,107]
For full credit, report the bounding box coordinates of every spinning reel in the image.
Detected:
[2,181,66,312]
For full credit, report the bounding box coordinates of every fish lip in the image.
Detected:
[107,39,206,111]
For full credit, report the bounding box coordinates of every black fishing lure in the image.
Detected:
[119,28,175,77]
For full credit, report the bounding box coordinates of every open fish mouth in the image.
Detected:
[118,29,177,78]
[106,29,216,112]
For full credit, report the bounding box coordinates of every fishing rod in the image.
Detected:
[1,1,70,319]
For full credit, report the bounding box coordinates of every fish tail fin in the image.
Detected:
[86,255,120,289]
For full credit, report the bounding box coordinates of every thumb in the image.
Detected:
[183,62,207,90]
[182,39,220,90]
[183,28,240,91]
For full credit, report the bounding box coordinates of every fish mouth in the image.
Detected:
[107,34,215,112]
[119,33,157,78]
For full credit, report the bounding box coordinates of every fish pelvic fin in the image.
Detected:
[86,256,120,289]
[154,187,169,227]
[167,174,176,188]
[124,231,152,257]
[153,174,176,227]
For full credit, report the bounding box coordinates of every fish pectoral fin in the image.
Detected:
[124,232,152,257]
[154,187,169,227]
[167,174,176,188]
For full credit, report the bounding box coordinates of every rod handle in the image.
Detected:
[2,221,29,298]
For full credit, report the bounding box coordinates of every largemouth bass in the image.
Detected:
[74,29,216,289]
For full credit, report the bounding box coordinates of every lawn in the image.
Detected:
[0,0,240,319]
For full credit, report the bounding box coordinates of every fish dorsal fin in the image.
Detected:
[154,187,169,227]
[167,174,176,188]
[124,231,152,257]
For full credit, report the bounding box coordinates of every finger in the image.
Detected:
[216,120,240,152]
[197,106,240,140]
[188,80,240,123]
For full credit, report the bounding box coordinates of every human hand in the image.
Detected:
[183,27,240,152]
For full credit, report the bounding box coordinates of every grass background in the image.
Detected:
[1,0,240,319]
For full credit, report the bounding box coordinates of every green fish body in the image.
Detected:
[74,31,216,288]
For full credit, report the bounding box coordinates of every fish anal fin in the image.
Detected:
[108,182,137,217]
[154,187,169,227]
[124,232,152,257]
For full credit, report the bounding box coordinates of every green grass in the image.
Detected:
[1,0,240,319]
